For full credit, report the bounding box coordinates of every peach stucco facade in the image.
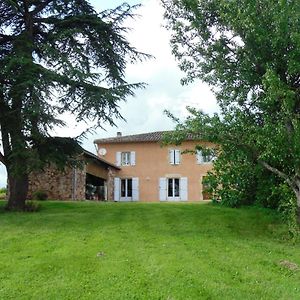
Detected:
[95,138,214,202]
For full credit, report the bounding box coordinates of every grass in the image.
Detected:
[0,201,299,299]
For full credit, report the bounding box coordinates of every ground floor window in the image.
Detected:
[202,176,211,200]
[168,178,180,199]
[121,178,132,199]
[159,177,188,201]
[114,177,139,201]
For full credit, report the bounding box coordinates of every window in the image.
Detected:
[114,177,139,201]
[169,149,181,165]
[121,178,132,198]
[196,150,214,164]
[159,177,188,201]
[121,152,131,166]
[116,151,136,166]
[168,178,180,198]
[202,176,211,200]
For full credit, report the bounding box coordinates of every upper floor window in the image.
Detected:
[196,150,215,164]
[121,152,131,166]
[169,149,181,165]
[116,151,136,166]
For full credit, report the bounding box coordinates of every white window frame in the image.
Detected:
[116,151,136,166]
[120,178,133,201]
[167,178,180,201]
[160,177,188,201]
[169,149,181,165]
[196,150,214,164]
[114,177,139,202]
[121,152,131,166]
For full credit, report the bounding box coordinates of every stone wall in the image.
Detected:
[28,164,86,200]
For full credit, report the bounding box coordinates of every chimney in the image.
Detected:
[117,132,122,137]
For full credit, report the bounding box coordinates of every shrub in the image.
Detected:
[32,190,48,200]
[0,187,7,200]
[0,187,7,194]
[24,201,41,212]
[277,184,299,241]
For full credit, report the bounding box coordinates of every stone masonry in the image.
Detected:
[28,164,86,200]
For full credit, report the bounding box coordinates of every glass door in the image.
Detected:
[167,178,180,201]
[120,178,132,201]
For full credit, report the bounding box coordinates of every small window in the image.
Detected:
[121,152,131,166]
[169,149,181,165]
[116,151,136,166]
[196,150,215,164]
[203,153,214,163]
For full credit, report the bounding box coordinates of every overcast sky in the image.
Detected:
[0,0,219,188]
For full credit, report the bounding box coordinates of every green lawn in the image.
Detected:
[0,201,299,299]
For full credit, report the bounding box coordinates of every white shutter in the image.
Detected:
[169,150,174,164]
[132,177,139,201]
[175,150,181,165]
[196,150,203,164]
[116,152,121,166]
[114,177,120,201]
[131,151,136,166]
[159,177,167,201]
[180,177,188,201]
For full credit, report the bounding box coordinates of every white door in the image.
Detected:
[120,178,132,201]
[167,178,180,201]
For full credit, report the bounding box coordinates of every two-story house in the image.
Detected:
[94,131,215,202]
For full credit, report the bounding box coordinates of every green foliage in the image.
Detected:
[163,0,300,217]
[24,200,41,212]
[0,187,7,200]
[32,190,48,201]
[0,201,299,299]
[0,1,149,208]
[277,184,299,240]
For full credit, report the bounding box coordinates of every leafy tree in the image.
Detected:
[163,1,300,217]
[0,0,149,210]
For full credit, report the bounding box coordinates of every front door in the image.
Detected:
[167,178,180,201]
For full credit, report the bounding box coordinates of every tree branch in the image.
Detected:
[0,151,5,166]
[32,0,54,15]
[258,159,295,188]
[0,33,14,44]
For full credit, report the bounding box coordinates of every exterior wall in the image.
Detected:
[28,164,86,200]
[96,140,214,202]
[86,163,108,179]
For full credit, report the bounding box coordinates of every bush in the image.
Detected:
[277,184,299,241]
[32,190,48,200]
[24,201,41,212]
[0,187,7,200]
[0,187,7,194]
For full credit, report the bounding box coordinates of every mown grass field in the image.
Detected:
[0,201,299,299]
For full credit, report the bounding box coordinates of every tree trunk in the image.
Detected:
[296,189,300,224]
[7,173,29,211]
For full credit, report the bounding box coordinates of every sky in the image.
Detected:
[0,0,219,188]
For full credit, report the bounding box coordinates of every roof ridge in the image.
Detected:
[94,130,199,144]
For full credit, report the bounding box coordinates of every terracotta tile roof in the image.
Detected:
[94,130,199,144]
